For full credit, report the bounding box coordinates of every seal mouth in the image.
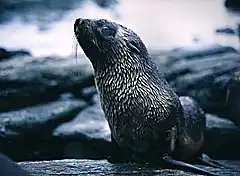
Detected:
[74,18,94,42]
[74,18,84,38]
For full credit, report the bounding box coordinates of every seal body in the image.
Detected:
[177,96,205,161]
[74,18,204,163]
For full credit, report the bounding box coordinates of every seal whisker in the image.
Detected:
[72,34,80,76]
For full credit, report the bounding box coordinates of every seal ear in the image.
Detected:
[126,39,140,55]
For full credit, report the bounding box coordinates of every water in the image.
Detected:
[0,0,239,57]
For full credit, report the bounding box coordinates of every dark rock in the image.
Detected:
[0,47,31,60]
[0,0,84,26]
[8,50,31,58]
[168,44,236,59]
[0,0,117,28]
[0,153,30,176]
[0,98,87,138]
[152,44,240,126]
[53,95,110,141]
[94,0,118,8]
[0,98,87,161]
[53,95,111,159]
[238,24,240,36]
[225,0,240,11]
[216,27,236,35]
[79,86,97,103]
[0,48,9,60]
[204,114,240,159]
[0,55,94,112]
[19,159,240,176]
[227,71,240,126]
[206,113,237,129]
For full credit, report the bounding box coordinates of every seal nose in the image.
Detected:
[74,18,84,33]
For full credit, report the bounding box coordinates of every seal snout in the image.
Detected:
[74,18,84,33]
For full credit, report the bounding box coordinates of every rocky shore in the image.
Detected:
[0,0,239,175]
[1,1,240,175]
[0,44,239,166]
[19,159,240,176]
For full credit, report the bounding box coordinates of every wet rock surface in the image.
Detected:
[152,44,240,126]
[0,55,94,112]
[0,0,82,30]
[53,96,111,160]
[215,27,236,35]
[0,0,117,29]
[225,0,240,11]
[19,159,240,176]
[0,97,87,161]
[0,47,31,60]
[0,98,87,138]
[53,95,110,141]
[204,114,240,159]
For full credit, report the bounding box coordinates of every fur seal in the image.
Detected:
[74,18,222,175]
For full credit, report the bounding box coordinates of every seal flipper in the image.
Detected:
[163,156,218,176]
[197,153,226,169]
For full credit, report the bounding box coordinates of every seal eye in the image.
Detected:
[100,26,115,37]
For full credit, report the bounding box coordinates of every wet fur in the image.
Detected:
[74,18,219,175]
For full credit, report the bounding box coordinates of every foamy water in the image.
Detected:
[0,0,239,57]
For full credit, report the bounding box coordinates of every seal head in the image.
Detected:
[74,18,149,70]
